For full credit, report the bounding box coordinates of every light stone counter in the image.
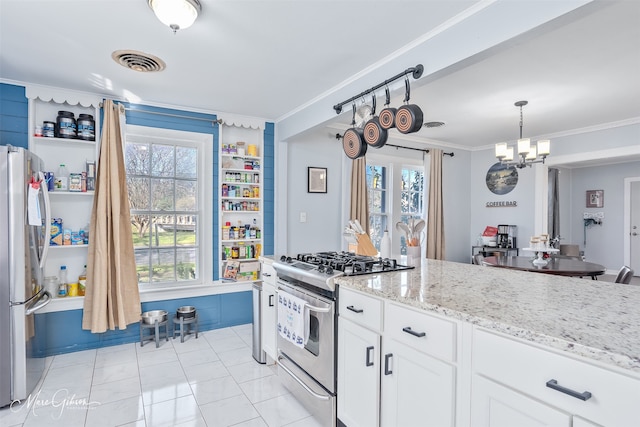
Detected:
[335,259,640,373]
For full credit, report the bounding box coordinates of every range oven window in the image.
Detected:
[305,314,320,356]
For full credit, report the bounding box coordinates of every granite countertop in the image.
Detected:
[335,259,640,373]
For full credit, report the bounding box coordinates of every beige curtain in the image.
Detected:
[426,149,445,259]
[82,99,141,333]
[349,157,369,235]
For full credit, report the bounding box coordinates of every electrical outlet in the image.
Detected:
[595,212,605,219]
[300,212,307,223]
[583,212,592,219]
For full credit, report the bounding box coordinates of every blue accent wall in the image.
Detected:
[33,291,252,357]
[0,83,28,148]
[263,123,275,256]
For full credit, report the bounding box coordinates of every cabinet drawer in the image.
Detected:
[339,287,382,332]
[473,328,640,427]
[261,262,276,285]
[384,302,456,362]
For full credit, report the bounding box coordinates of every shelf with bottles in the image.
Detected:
[32,136,96,147]
[221,183,260,200]
[221,259,261,282]
[222,170,261,185]
[220,156,261,172]
[221,200,260,212]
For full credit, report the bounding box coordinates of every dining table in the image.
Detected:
[482,255,606,279]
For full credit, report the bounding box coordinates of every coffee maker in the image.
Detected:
[497,225,509,248]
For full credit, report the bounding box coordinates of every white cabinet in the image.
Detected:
[471,328,640,427]
[338,317,380,427]
[219,120,263,282]
[260,260,277,362]
[26,86,100,287]
[337,288,458,427]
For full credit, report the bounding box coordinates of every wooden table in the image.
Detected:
[483,256,606,279]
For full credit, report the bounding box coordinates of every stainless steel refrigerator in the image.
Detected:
[1,145,52,408]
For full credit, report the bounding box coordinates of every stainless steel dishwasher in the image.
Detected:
[252,282,266,363]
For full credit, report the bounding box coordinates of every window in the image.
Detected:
[400,167,424,254]
[125,126,209,288]
[365,153,425,256]
[366,164,387,249]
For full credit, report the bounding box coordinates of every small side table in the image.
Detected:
[172,315,199,343]
[140,319,169,348]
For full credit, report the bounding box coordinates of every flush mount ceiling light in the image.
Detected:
[495,100,550,169]
[148,0,201,33]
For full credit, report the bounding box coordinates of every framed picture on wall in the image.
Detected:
[586,189,604,208]
[308,167,327,193]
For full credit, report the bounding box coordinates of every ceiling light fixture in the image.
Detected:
[148,0,201,33]
[495,100,550,169]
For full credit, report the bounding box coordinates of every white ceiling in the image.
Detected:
[1,0,639,152]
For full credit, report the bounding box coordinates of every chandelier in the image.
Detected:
[148,0,201,33]
[495,101,550,169]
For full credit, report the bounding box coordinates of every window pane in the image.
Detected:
[151,178,174,210]
[151,249,175,282]
[176,180,197,211]
[131,214,151,248]
[152,215,176,247]
[177,216,197,246]
[127,177,150,210]
[369,190,383,213]
[134,250,150,283]
[125,143,150,175]
[176,147,197,179]
[177,248,197,281]
[151,144,175,177]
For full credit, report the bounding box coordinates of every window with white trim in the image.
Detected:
[124,126,210,288]
[366,153,425,256]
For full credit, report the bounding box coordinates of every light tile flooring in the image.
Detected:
[1,324,322,427]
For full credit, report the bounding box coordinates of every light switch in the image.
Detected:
[300,212,307,223]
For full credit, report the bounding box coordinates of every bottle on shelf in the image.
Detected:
[78,265,87,296]
[58,265,68,297]
[56,164,69,191]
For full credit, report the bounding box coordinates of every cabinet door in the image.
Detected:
[381,339,455,427]
[338,318,380,427]
[260,281,277,361]
[471,375,571,427]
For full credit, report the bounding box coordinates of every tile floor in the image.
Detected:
[1,324,322,427]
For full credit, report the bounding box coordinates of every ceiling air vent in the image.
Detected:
[112,50,166,73]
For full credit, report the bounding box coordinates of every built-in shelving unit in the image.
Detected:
[26,85,100,286]
[218,118,264,283]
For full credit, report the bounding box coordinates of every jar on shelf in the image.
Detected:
[237,141,245,156]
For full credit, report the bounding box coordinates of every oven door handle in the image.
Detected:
[277,354,331,401]
[304,303,331,313]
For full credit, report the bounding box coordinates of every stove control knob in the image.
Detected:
[286,257,293,263]
[325,267,334,275]
[280,255,287,262]
[317,265,325,273]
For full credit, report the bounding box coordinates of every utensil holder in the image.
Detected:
[407,245,421,267]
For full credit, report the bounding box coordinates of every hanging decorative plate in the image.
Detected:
[486,162,518,195]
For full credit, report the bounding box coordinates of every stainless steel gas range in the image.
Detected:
[272,251,413,426]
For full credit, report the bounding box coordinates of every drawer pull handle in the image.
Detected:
[365,346,374,367]
[347,305,364,314]
[384,353,393,375]
[263,273,271,277]
[402,326,426,338]
[546,379,592,401]
[268,294,274,307]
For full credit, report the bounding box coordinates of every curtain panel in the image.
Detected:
[82,99,141,333]
[426,149,445,259]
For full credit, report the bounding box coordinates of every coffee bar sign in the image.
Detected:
[486,200,517,207]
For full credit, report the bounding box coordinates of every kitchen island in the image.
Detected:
[335,259,640,427]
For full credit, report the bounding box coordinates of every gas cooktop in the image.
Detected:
[273,251,414,293]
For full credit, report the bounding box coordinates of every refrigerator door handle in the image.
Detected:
[25,290,52,316]
[38,171,51,270]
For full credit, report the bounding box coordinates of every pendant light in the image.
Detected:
[495,100,551,169]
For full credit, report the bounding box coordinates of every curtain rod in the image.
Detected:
[100,101,221,124]
[335,133,453,157]
[333,64,424,114]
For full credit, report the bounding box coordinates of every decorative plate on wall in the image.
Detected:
[486,163,518,195]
